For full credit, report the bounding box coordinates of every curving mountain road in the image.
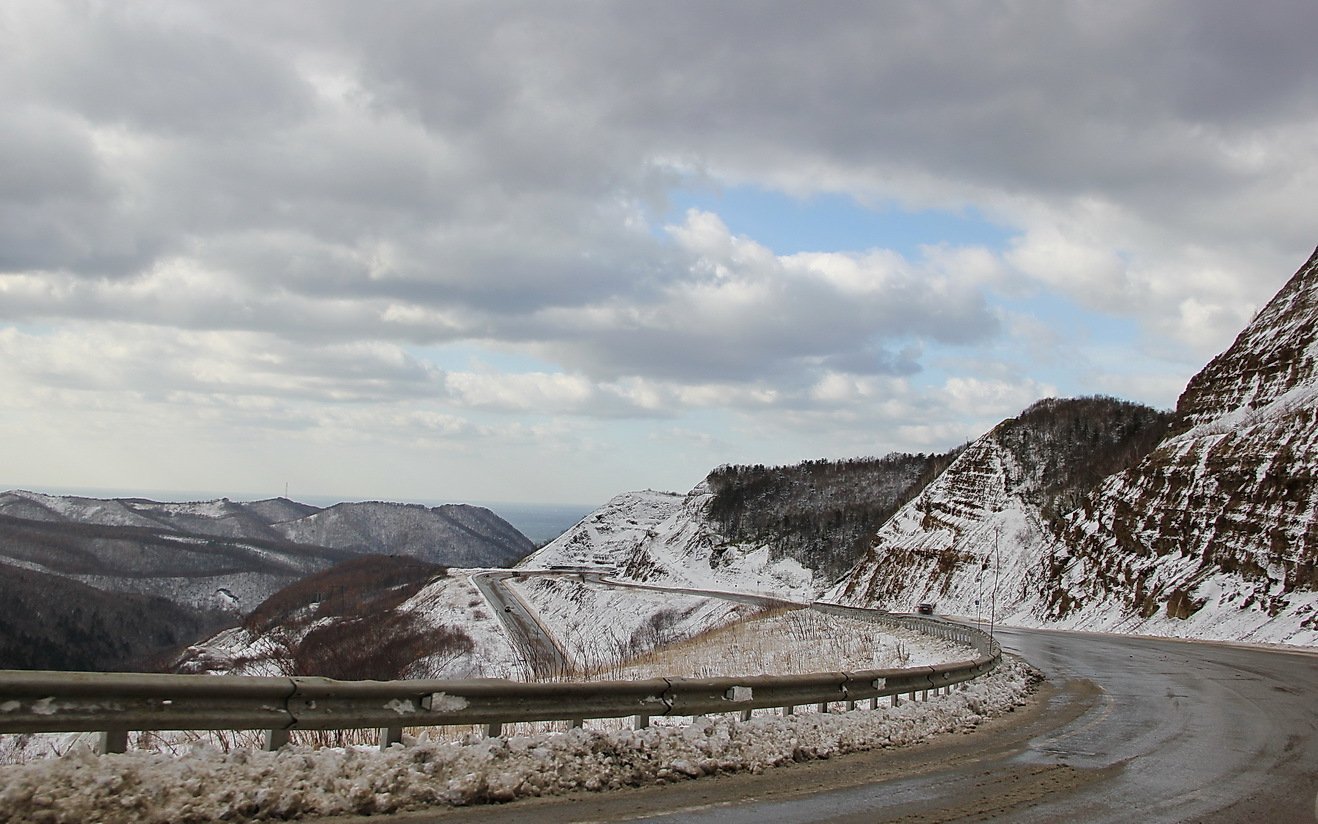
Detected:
[368,621,1318,823]
[470,571,574,678]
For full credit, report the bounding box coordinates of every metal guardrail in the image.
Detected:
[0,612,999,754]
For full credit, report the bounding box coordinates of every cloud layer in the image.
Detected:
[2,1,1315,502]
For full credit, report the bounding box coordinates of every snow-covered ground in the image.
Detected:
[509,575,760,674]
[0,657,1040,823]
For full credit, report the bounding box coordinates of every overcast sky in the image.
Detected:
[2,1,1316,507]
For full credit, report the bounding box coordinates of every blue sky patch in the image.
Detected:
[665,186,1014,257]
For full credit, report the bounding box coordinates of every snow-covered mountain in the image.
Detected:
[1043,247,1318,644]
[520,488,815,597]
[823,397,1171,616]
[0,491,535,596]
[828,248,1318,646]
[520,489,817,599]
[0,490,536,670]
[272,501,534,568]
[520,454,957,597]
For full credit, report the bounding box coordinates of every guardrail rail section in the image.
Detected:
[0,613,1000,754]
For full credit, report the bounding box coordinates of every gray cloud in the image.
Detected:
[1,0,1314,430]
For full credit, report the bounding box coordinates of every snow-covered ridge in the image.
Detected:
[1175,246,1318,429]
[519,488,815,600]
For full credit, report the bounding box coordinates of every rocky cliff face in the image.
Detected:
[827,248,1318,646]
[1048,248,1318,643]
[1174,248,1318,430]
[824,397,1172,620]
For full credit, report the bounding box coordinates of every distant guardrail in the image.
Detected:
[0,612,999,754]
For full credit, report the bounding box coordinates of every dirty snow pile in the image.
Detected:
[0,658,1040,824]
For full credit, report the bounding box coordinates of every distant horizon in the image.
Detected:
[1,484,599,546]
[1,482,601,511]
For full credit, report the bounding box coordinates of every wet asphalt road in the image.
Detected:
[348,624,1318,823]
[470,571,573,678]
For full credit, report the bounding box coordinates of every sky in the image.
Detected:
[2,1,1316,507]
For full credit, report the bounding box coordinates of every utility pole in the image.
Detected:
[989,526,1001,640]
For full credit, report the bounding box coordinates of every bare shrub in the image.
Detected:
[243,555,447,634]
[293,615,474,681]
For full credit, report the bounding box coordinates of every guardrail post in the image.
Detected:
[264,728,290,751]
[571,718,584,729]
[817,702,829,714]
[846,700,857,711]
[485,722,503,738]
[740,708,752,722]
[783,705,794,716]
[379,725,403,751]
[890,694,900,707]
[98,729,128,755]
[634,714,649,730]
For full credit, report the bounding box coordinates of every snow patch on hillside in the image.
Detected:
[399,572,522,678]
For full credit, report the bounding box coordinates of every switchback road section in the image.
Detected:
[470,571,573,678]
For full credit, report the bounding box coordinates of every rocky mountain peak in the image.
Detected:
[1049,247,1318,643]
[1175,246,1318,430]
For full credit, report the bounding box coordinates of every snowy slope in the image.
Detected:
[176,570,521,680]
[520,488,816,599]
[508,574,760,673]
[1043,249,1318,646]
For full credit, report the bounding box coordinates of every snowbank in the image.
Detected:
[0,659,1040,823]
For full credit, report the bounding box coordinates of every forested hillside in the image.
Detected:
[705,452,963,580]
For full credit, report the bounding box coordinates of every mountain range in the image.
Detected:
[0,493,535,669]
